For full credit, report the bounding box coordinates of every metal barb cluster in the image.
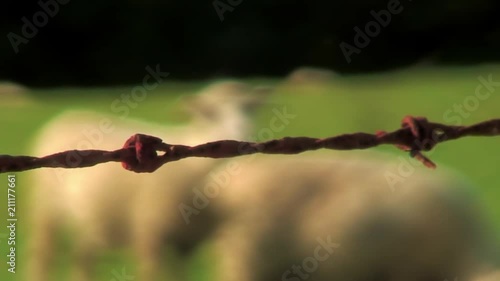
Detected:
[1,116,499,173]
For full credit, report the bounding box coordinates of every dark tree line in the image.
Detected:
[2,0,500,87]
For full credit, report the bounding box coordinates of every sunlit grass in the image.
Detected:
[0,65,499,280]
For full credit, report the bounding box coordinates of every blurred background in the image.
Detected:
[1,0,500,280]
[2,0,500,86]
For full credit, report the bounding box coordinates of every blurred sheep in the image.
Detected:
[284,67,338,86]
[0,81,32,106]
[473,270,500,281]
[27,81,270,281]
[210,152,493,281]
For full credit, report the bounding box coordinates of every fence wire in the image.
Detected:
[1,116,499,173]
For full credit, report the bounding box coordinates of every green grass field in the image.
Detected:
[1,65,499,280]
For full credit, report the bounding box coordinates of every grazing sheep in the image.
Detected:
[27,81,269,281]
[473,270,500,281]
[284,67,338,86]
[210,152,492,281]
[0,81,32,106]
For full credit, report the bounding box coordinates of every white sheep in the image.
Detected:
[26,81,269,281]
[473,270,500,281]
[285,67,338,85]
[0,81,32,106]
[209,152,492,281]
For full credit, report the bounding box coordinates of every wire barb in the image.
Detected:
[1,116,499,173]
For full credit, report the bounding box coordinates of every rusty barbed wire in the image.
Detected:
[1,116,499,173]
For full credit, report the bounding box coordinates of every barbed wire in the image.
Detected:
[1,116,499,174]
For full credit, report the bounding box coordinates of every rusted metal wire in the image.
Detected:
[1,116,499,173]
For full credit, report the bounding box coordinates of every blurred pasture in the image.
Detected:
[0,65,499,280]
